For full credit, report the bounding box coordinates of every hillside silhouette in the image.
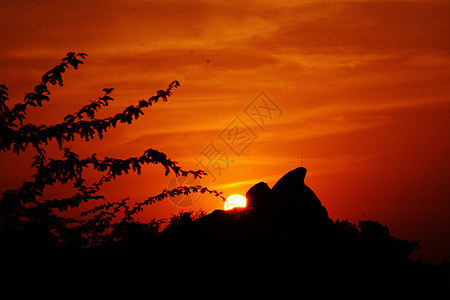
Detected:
[4,167,448,298]
[1,53,447,298]
[153,167,448,298]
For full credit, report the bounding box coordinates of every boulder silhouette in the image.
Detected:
[146,167,444,299]
[162,167,332,241]
[245,182,271,211]
[246,167,331,228]
[272,167,330,222]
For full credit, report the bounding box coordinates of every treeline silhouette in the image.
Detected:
[2,206,448,298]
[0,54,448,298]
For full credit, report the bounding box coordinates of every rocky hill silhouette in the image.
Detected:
[153,167,448,298]
[2,167,448,298]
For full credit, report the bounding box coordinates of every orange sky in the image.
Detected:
[0,0,449,262]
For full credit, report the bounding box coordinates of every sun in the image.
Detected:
[224,194,247,210]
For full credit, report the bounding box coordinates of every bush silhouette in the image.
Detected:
[0,52,224,248]
[0,54,447,299]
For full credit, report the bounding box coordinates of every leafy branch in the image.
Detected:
[0,52,224,246]
[0,79,179,153]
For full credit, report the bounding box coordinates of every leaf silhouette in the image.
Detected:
[0,53,222,247]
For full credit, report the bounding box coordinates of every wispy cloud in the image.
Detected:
[1,0,449,262]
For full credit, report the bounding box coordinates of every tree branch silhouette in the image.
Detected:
[0,52,224,245]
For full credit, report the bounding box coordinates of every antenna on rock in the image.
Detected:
[301,153,303,167]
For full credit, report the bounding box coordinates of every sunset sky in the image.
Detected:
[0,0,449,262]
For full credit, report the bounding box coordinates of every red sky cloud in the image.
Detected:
[0,0,449,262]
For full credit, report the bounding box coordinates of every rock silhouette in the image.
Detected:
[247,167,331,227]
[162,167,333,247]
[154,167,447,298]
[2,167,448,298]
[245,181,271,211]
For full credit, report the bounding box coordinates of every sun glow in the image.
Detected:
[224,194,247,210]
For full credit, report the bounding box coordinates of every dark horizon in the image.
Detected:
[2,165,448,298]
[1,0,449,265]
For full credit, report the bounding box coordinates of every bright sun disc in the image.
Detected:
[224,194,247,210]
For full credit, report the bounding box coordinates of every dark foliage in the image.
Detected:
[0,54,447,299]
[0,52,224,248]
[151,211,448,299]
[4,208,446,298]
